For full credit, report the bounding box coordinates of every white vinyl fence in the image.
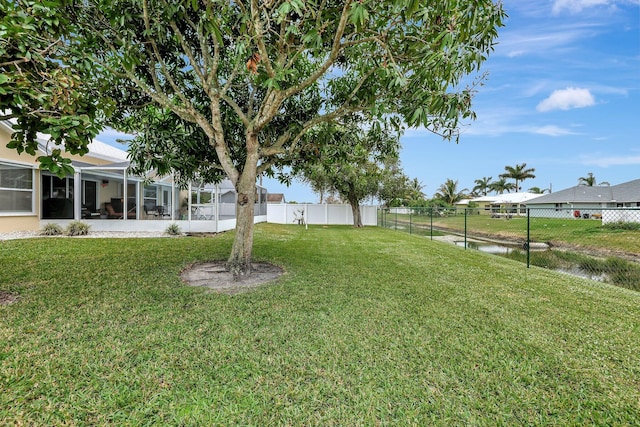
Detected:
[267,203,378,226]
[602,209,640,224]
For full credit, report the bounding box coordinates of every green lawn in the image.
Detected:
[386,212,640,254]
[1,224,639,425]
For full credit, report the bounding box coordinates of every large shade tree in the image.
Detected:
[294,119,400,227]
[377,162,411,207]
[0,0,103,175]
[1,0,505,276]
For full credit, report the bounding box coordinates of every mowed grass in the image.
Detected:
[390,212,640,254]
[1,224,639,425]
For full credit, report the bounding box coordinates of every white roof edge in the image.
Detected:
[470,193,542,204]
[2,119,128,163]
[85,139,129,162]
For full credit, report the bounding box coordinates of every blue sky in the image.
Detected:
[99,0,640,202]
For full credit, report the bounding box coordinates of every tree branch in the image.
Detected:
[249,0,276,78]
[283,0,353,98]
[166,20,207,89]
[141,0,194,111]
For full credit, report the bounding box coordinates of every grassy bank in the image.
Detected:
[385,212,640,254]
[1,224,639,425]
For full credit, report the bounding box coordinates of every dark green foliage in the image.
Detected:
[2,0,506,272]
[0,0,103,177]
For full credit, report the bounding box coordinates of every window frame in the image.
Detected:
[0,161,36,216]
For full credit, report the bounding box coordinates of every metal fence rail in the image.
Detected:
[379,207,640,292]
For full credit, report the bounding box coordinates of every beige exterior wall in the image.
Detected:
[2,124,227,232]
[1,125,131,232]
[473,201,493,213]
[0,215,39,233]
[1,126,39,231]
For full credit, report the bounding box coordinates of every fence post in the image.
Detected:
[464,208,468,250]
[395,209,398,230]
[430,207,433,240]
[526,208,531,268]
[409,210,412,235]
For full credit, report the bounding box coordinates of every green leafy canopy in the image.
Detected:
[1,0,506,272]
[2,0,505,180]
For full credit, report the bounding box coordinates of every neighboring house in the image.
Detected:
[526,179,640,218]
[457,193,542,215]
[0,121,267,233]
[267,193,286,204]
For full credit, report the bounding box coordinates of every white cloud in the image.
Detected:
[498,29,585,58]
[534,125,579,136]
[552,0,610,15]
[581,155,640,167]
[551,0,640,14]
[536,87,596,112]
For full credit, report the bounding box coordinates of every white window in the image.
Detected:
[0,162,34,214]
[143,184,158,208]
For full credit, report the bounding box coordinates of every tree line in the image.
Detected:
[304,161,538,208]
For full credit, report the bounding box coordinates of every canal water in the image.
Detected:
[453,239,610,283]
[454,240,515,254]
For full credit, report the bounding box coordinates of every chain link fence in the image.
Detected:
[379,207,640,292]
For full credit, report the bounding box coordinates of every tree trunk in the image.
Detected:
[349,198,363,227]
[227,132,259,278]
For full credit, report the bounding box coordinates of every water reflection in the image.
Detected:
[454,239,611,283]
[455,240,514,254]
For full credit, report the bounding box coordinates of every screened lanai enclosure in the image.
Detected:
[40,160,268,233]
[189,181,268,221]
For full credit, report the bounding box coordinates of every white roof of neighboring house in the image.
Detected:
[467,192,542,205]
[471,195,497,203]
[492,192,542,204]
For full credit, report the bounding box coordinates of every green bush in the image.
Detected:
[165,223,181,235]
[66,221,90,236]
[40,223,63,236]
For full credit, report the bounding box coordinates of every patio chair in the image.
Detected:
[105,202,122,219]
[108,198,137,219]
[143,205,152,219]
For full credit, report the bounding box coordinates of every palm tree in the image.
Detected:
[433,178,468,206]
[472,176,493,196]
[578,172,610,186]
[528,186,550,194]
[490,177,515,194]
[408,177,426,201]
[500,163,536,192]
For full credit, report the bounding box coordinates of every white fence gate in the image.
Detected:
[267,204,378,226]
